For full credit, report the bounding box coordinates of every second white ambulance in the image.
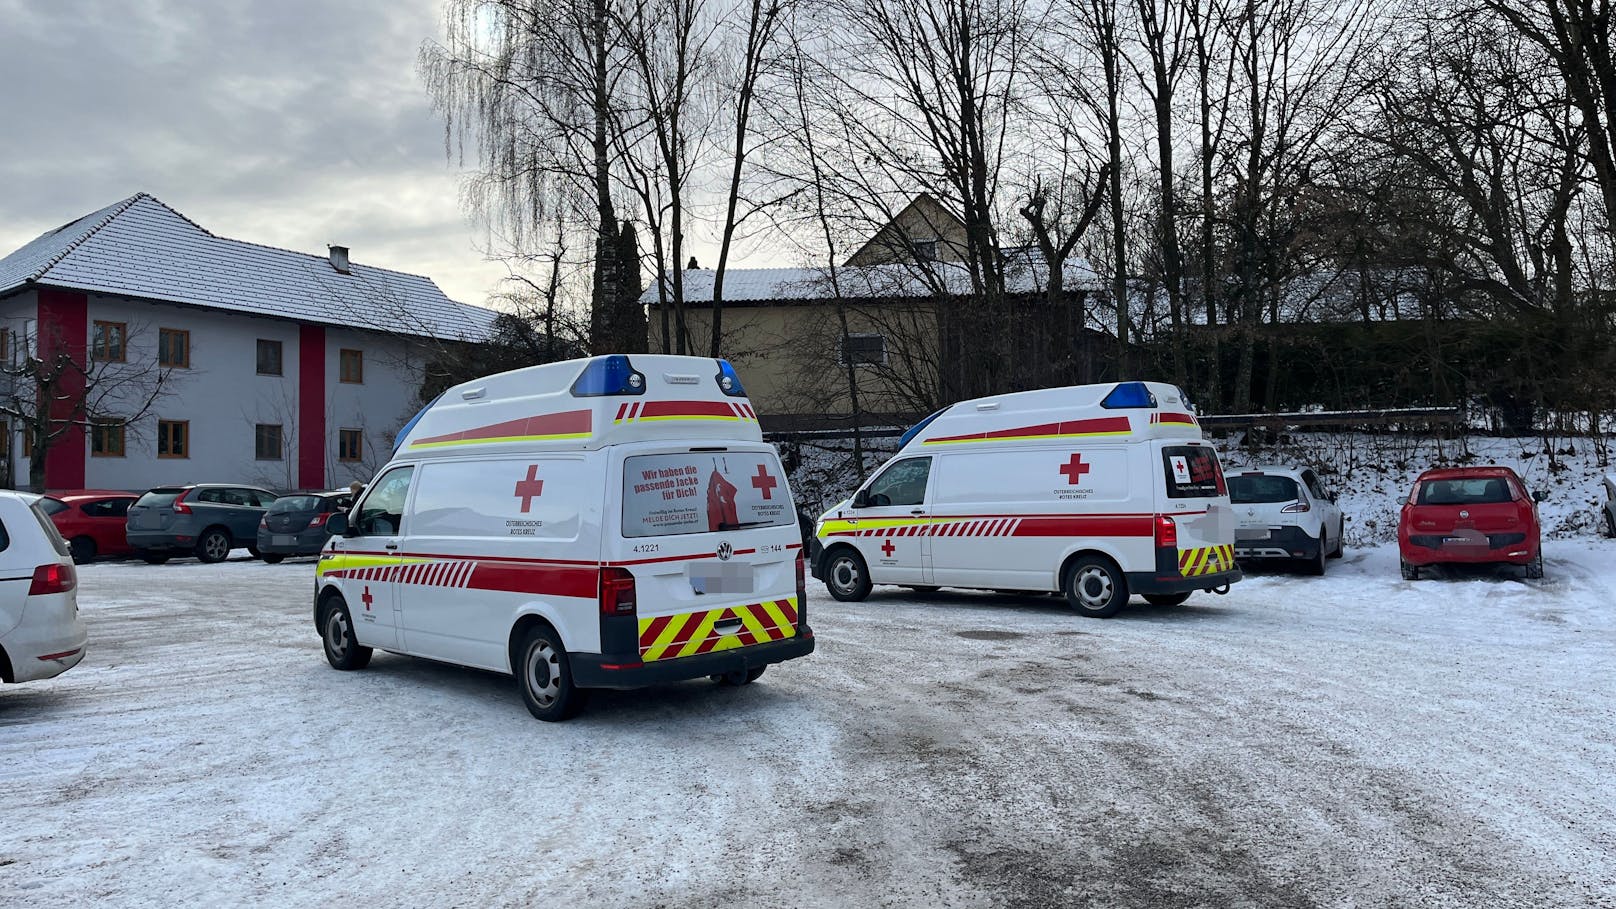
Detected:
[314,355,813,721]
[812,381,1241,617]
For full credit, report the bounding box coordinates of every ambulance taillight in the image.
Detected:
[1154,515,1178,549]
[795,552,806,605]
[599,567,638,616]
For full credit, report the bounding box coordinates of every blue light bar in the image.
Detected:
[713,359,748,397]
[898,406,950,448]
[393,393,442,453]
[1101,381,1157,409]
[570,355,646,397]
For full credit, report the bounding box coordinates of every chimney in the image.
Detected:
[328,245,351,275]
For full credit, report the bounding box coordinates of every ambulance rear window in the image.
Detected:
[1163,446,1225,498]
[621,451,793,538]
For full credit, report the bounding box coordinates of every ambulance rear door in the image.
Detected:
[1155,441,1236,578]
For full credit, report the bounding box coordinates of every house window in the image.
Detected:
[912,239,938,262]
[158,328,190,368]
[339,349,363,384]
[158,420,189,458]
[257,339,283,376]
[338,428,364,462]
[839,333,887,366]
[255,424,283,460]
[92,320,127,362]
[91,420,125,457]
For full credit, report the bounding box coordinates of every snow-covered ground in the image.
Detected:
[3,544,1613,907]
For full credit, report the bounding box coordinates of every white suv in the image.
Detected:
[0,491,86,683]
[1228,465,1345,575]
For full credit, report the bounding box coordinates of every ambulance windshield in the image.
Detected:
[621,451,793,538]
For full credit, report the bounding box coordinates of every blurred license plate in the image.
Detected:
[273,535,296,545]
[1235,529,1270,540]
[688,561,754,595]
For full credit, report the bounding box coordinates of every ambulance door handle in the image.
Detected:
[385,543,399,550]
[910,509,925,515]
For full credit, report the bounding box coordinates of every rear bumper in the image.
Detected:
[4,614,87,683]
[808,537,826,579]
[1234,526,1319,560]
[1126,568,1243,596]
[126,531,195,552]
[570,631,815,689]
[256,529,331,555]
[1400,542,1536,567]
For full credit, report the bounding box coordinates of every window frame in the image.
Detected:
[256,338,284,376]
[92,320,128,363]
[911,238,939,262]
[859,456,933,508]
[337,428,364,462]
[254,423,284,461]
[339,348,364,384]
[157,419,190,459]
[90,419,126,458]
[157,327,191,368]
[839,332,888,368]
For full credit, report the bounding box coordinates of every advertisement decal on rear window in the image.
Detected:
[1163,446,1224,498]
[623,452,791,538]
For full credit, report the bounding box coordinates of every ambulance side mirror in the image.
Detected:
[852,489,871,508]
[326,513,350,536]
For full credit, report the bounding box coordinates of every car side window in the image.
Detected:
[197,488,225,504]
[863,458,932,507]
[1301,470,1327,500]
[354,467,415,536]
[250,490,278,508]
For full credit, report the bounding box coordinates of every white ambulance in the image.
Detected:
[314,354,813,721]
[811,381,1240,617]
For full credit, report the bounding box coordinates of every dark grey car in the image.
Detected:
[126,485,280,564]
[255,492,353,562]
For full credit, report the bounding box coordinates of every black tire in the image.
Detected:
[824,547,872,602]
[1143,592,1192,607]
[261,553,285,564]
[1603,511,1615,538]
[1062,554,1129,618]
[320,596,372,671]
[1329,519,1346,558]
[905,585,940,593]
[1525,550,1544,580]
[247,545,262,559]
[1400,559,1420,581]
[69,536,97,564]
[714,665,767,686]
[514,624,583,722]
[140,552,171,565]
[1303,532,1327,576]
[195,528,232,564]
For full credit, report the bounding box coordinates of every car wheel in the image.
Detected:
[824,547,872,602]
[247,545,262,559]
[1329,519,1345,558]
[261,554,285,564]
[1525,550,1544,580]
[1304,533,1327,576]
[140,552,170,565]
[713,666,767,686]
[905,585,940,593]
[320,597,373,671]
[1063,555,1128,618]
[515,624,583,722]
[69,536,97,564]
[1143,592,1192,607]
[1604,511,1615,538]
[195,528,232,563]
[1400,559,1420,581]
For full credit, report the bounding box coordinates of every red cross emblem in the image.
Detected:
[751,464,779,500]
[361,585,374,612]
[881,539,896,557]
[1059,453,1091,485]
[513,464,545,513]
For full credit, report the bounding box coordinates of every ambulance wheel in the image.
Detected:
[320,596,372,671]
[515,624,582,722]
[1143,592,1191,607]
[714,666,767,686]
[1063,555,1128,618]
[824,547,872,602]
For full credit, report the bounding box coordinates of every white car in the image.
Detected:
[1227,465,1345,575]
[0,491,86,683]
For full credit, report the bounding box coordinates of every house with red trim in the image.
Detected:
[0,193,495,492]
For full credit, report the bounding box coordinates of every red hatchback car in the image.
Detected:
[38,490,140,564]
[1398,467,1544,580]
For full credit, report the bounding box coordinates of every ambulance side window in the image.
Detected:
[863,457,932,507]
[354,466,415,536]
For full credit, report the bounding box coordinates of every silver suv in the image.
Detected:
[126,484,280,564]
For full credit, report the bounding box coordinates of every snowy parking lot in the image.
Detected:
[4,544,1614,907]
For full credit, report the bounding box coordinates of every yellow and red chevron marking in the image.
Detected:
[1178,544,1235,577]
[637,598,798,662]
[1150,411,1199,428]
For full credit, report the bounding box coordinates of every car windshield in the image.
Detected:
[1417,477,1514,505]
[36,496,70,516]
[1228,475,1300,504]
[268,495,323,513]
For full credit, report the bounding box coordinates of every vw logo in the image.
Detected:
[716,541,733,561]
[1459,510,1470,519]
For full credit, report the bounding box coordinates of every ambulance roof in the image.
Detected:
[393,354,763,456]
[898,381,1202,450]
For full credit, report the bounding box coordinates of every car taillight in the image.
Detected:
[795,551,807,605]
[259,516,269,529]
[29,562,76,596]
[1282,501,1311,513]
[1154,515,1178,549]
[308,513,331,529]
[172,490,192,515]
[599,567,637,616]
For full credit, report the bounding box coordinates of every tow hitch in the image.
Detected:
[1211,583,1231,595]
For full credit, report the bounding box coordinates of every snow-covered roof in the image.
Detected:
[0,193,496,341]
[641,255,1102,306]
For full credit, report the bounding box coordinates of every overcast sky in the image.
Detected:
[0,0,511,308]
